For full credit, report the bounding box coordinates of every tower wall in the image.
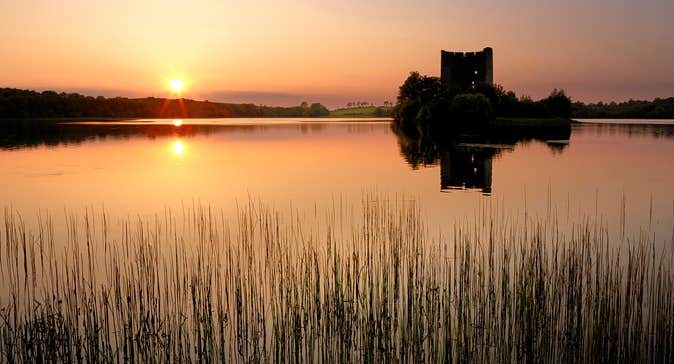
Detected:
[441,47,493,90]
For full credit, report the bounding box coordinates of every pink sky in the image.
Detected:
[1,0,672,108]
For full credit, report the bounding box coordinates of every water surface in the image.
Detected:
[1,118,672,243]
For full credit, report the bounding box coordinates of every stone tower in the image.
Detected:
[441,47,493,90]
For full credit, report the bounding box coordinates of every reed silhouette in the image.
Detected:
[0,195,671,362]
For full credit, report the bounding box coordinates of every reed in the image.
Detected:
[0,197,671,363]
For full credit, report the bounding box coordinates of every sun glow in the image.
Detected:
[173,119,182,127]
[173,140,184,155]
[169,79,185,93]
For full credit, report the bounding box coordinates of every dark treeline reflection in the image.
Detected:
[394,121,674,193]
[393,122,573,194]
[0,120,329,149]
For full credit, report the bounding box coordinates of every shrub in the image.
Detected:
[308,103,329,117]
[541,89,571,118]
[449,93,494,125]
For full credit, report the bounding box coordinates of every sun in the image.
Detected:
[172,119,182,127]
[169,79,185,93]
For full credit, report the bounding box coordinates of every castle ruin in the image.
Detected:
[441,47,493,90]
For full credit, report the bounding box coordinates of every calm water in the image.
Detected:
[1,118,673,244]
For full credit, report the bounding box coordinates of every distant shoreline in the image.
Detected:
[572,118,674,126]
[329,106,393,118]
[5,117,674,128]
[0,116,394,122]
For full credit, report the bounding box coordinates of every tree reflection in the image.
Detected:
[439,147,500,193]
[392,121,573,194]
[0,120,328,149]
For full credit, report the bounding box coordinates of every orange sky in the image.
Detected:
[1,0,672,107]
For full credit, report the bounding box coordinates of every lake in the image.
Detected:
[1,118,672,244]
[1,117,673,361]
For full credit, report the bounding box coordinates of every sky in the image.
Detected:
[0,0,672,108]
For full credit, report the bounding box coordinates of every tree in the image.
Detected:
[449,93,494,125]
[0,88,335,118]
[541,89,571,118]
[308,103,329,117]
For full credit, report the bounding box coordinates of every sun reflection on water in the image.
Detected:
[173,140,184,155]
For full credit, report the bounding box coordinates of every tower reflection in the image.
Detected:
[392,122,571,194]
[440,147,498,193]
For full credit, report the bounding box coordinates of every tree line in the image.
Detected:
[572,98,674,119]
[345,101,393,108]
[0,88,330,118]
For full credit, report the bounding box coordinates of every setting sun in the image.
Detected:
[172,119,182,127]
[169,79,185,93]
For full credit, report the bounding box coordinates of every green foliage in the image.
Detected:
[392,72,573,135]
[515,98,553,118]
[470,83,553,118]
[393,100,423,136]
[307,102,329,117]
[471,83,503,106]
[396,72,450,105]
[329,106,392,118]
[392,72,455,133]
[0,88,331,118]
[571,97,674,119]
[449,93,494,125]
